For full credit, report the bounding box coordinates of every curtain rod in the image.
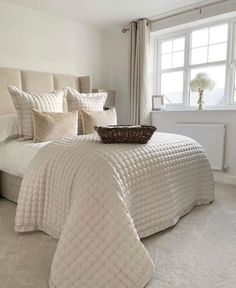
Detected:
[121,0,228,33]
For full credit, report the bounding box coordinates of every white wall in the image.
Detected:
[152,111,236,182]
[0,0,106,88]
[0,0,131,123]
[151,0,236,33]
[103,29,130,124]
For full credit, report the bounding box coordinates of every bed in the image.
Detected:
[0,67,91,202]
[0,139,49,201]
[0,67,215,288]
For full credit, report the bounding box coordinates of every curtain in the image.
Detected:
[130,19,151,125]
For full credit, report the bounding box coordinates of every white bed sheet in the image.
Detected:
[0,139,49,177]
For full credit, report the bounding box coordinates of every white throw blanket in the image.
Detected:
[15,132,214,288]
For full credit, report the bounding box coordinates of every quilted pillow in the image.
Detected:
[32,109,78,142]
[80,107,117,134]
[8,86,64,140]
[66,88,107,134]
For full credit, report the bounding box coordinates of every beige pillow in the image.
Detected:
[66,88,107,134]
[32,109,78,142]
[80,107,117,134]
[8,86,64,140]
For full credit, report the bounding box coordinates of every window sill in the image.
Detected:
[151,107,236,112]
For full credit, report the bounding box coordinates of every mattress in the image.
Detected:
[0,139,49,177]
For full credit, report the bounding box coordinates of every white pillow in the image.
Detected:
[8,86,64,140]
[80,108,117,134]
[0,114,18,142]
[66,88,107,134]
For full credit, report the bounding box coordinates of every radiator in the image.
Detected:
[175,123,226,171]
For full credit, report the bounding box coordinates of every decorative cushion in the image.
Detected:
[80,107,117,134]
[0,114,18,141]
[66,88,107,134]
[32,109,78,142]
[8,86,64,140]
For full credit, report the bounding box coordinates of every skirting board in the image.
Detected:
[213,171,236,187]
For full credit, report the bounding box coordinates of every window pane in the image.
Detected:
[161,53,172,69]
[173,38,185,52]
[209,24,228,45]
[208,43,227,62]
[161,40,172,54]
[191,28,208,48]
[161,71,184,104]
[191,47,208,65]
[172,51,184,68]
[190,66,226,106]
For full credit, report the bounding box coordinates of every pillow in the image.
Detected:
[32,109,78,142]
[80,107,117,134]
[8,86,64,140]
[0,114,18,141]
[66,88,107,134]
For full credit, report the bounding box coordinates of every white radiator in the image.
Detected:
[175,123,226,171]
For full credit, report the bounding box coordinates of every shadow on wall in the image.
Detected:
[103,29,130,124]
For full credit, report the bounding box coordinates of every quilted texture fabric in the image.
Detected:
[32,109,78,142]
[15,132,214,288]
[8,86,64,140]
[66,88,107,134]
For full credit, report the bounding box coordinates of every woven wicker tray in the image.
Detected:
[95,125,156,144]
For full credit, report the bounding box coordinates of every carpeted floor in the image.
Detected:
[0,182,235,288]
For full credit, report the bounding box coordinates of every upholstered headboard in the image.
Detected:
[0,67,91,115]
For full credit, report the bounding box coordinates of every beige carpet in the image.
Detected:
[0,183,235,288]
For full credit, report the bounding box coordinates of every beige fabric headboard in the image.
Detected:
[0,67,91,115]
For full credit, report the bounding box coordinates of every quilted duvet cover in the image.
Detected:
[15,132,214,288]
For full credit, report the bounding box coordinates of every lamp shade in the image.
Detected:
[190,73,215,92]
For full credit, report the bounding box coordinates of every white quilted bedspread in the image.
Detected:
[15,132,214,288]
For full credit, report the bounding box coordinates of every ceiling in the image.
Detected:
[4,0,222,29]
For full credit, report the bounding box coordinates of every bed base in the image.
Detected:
[0,171,21,203]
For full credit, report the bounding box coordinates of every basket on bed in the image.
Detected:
[95,125,157,144]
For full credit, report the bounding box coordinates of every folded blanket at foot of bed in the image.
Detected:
[15,132,214,288]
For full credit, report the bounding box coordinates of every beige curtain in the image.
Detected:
[130,19,151,125]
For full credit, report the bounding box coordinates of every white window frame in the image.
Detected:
[157,33,187,107]
[153,18,236,110]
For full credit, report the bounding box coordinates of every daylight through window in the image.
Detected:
[155,20,236,109]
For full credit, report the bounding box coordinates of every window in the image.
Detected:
[191,25,228,65]
[161,71,184,104]
[155,20,236,109]
[159,36,185,105]
[190,66,226,106]
[161,37,185,69]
